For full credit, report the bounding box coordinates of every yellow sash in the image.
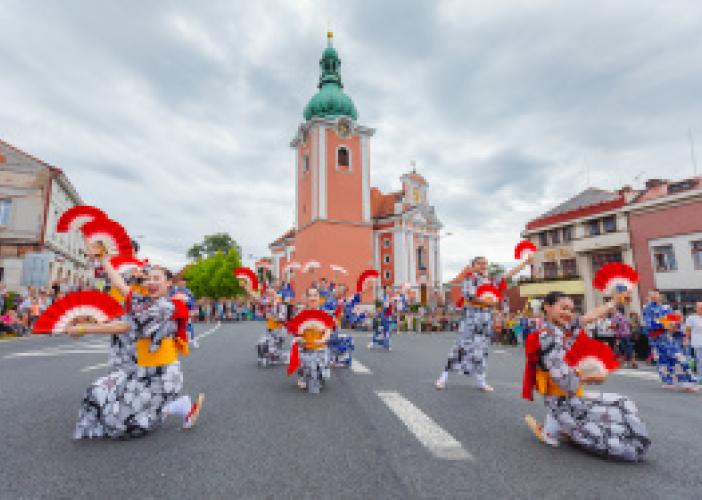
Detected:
[136,338,178,367]
[535,369,583,397]
[301,328,325,351]
[267,318,283,330]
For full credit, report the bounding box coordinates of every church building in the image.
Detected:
[269,33,442,304]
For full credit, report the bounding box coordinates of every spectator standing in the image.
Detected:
[684,302,702,377]
[612,306,636,368]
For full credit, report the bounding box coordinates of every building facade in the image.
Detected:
[269,34,442,303]
[520,187,640,313]
[627,177,702,313]
[0,139,90,291]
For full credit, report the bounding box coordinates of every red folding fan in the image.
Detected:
[233,267,259,292]
[356,269,379,293]
[658,312,683,330]
[286,309,335,376]
[514,240,537,261]
[81,218,134,257]
[56,205,108,233]
[476,283,501,304]
[33,291,126,334]
[592,263,639,295]
[564,331,619,377]
[109,256,146,274]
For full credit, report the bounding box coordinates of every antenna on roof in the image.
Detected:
[689,128,698,176]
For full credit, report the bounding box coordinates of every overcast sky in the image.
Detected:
[2,1,701,279]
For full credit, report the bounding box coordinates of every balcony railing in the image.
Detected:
[518,274,582,284]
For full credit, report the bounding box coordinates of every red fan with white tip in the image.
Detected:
[110,256,146,274]
[356,269,379,293]
[286,308,336,336]
[302,260,321,273]
[56,205,108,233]
[233,267,259,292]
[592,263,639,295]
[286,309,335,376]
[514,240,537,261]
[658,312,683,330]
[330,264,348,275]
[456,297,466,309]
[476,284,501,304]
[564,331,619,379]
[81,218,134,257]
[33,291,126,334]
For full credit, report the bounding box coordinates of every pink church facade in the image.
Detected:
[269,34,442,304]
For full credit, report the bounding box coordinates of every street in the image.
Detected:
[1,322,701,499]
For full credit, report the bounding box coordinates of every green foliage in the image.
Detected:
[183,248,244,299]
[4,291,19,311]
[186,233,240,261]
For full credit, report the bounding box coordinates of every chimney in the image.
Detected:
[618,185,636,203]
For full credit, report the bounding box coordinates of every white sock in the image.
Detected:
[476,372,487,388]
[438,371,448,384]
[164,395,192,418]
[543,413,560,445]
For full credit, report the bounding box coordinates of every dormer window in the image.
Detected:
[337,146,351,172]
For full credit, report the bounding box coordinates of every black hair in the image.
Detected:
[471,256,487,266]
[542,291,567,311]
[150,266,173,281]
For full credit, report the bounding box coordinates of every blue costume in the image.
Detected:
[322,291,354,367]
[650,332,697,388]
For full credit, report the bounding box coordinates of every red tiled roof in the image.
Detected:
[371,187,402,219]
[0,138,60,172]
[526,197,625,230]
[270,228,296,247]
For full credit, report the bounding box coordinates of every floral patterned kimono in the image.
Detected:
[74,293,184,439]
[443,273,503,385]
[524,322,650,461]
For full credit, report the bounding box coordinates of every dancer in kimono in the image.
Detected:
[523,291,650,461]
[650,314,698,392]
[435,255,531,392]
[72,245,204,439]
[293,288,332,390]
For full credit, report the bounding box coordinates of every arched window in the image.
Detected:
[337,146,351,172]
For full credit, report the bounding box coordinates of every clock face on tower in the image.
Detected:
[336,118,352,139]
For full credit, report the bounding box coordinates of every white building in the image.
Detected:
[0,139,91,291]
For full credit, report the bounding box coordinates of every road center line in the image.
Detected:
[351,359,372,374]
[81,362,110,372]
[376,391,474,461]
[195,322,221,341]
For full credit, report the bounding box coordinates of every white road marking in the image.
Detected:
[614,369,660,381]
[492,349,508,354]
[195,322,221,341]
[5,349,108,359]
[376,391,474,461]
[351,359,372,374]
[81,362,110,372]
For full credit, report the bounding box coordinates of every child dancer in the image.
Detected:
[523,291,650,461]
[650,314,698,392]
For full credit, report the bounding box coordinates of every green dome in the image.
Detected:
[303,35,358,121]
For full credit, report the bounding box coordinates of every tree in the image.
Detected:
[183,248,245,299]
[186,233,240,261]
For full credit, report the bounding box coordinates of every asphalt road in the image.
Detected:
[1,322,701,499]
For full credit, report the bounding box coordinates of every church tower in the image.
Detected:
[287,32,375,297]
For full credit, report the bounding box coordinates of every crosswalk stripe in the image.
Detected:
[351,359,372,374]
[376,391,474,461]
[614,369,659,381]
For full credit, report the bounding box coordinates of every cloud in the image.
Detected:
[1,0,701,279]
